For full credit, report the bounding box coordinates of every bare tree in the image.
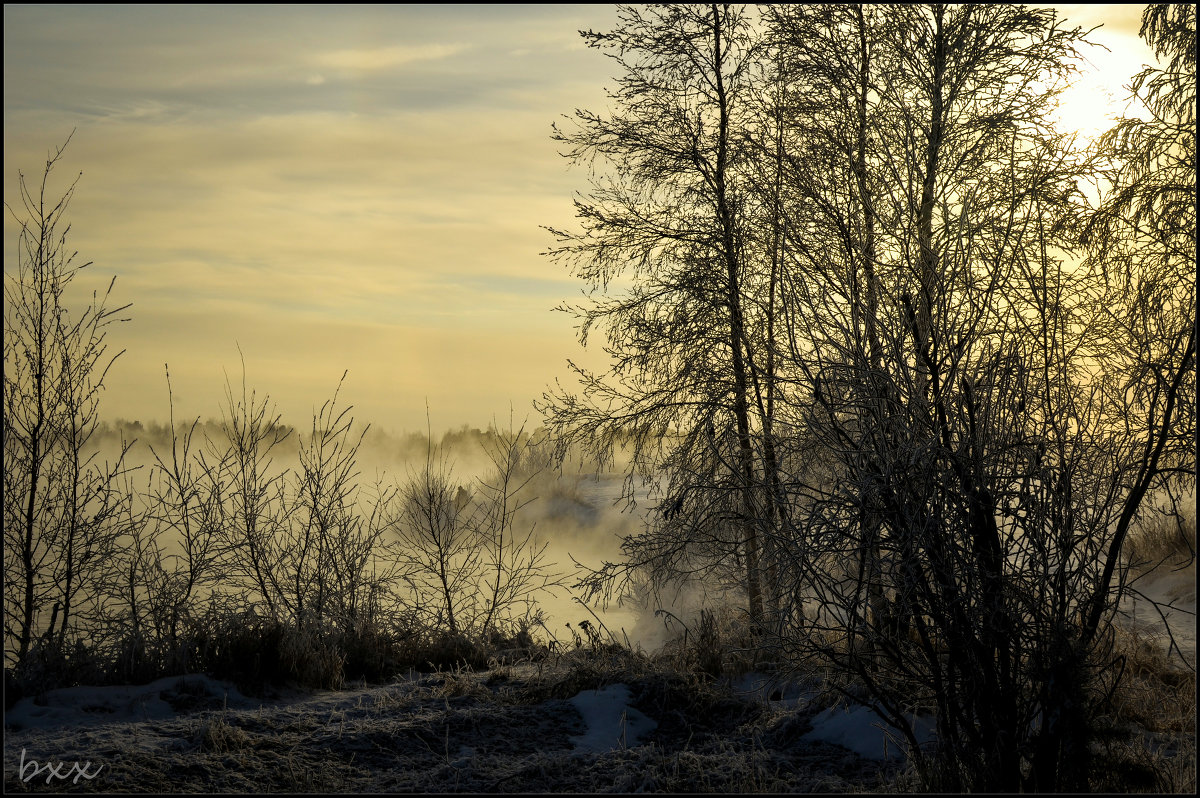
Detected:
[388,421,565,638]
[538,4,774,623]
[1077,2,1196,635]
[763,4,1194,790]
[3,134,133,670]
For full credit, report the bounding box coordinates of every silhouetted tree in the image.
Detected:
[3,134,133,669]
[1078,3,1196,621]
[764,4,1193,790]
[539,3,774,623]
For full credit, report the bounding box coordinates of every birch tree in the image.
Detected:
[765,4,1134,790]
[539,3,773,623]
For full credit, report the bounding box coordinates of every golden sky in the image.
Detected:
[3,4,1159,436]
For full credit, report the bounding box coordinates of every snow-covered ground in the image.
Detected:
[6,674,256,733]
[568,683,657,753]
[801,705,937,762]
[5,578,1193,793]
[729,671,938,763]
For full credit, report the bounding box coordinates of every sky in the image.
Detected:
[3,4,1160,437]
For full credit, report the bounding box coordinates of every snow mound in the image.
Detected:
[5,674,252,731]
[568,683,657,753]
[802,704,936,761]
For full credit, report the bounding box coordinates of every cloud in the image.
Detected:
[2,98,611,434]
[1,4,624,434]
[314,43,468,73]
[1053,4,1147,40]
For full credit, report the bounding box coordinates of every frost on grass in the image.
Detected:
[5,588,1195,794]
[3,662,903,793]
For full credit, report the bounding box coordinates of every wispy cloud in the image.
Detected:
[314,43,468,73]
[3,5,625,431]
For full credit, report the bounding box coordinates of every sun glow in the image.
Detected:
[1047,4,1161,145]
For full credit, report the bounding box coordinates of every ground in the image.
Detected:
[4,660,906,793]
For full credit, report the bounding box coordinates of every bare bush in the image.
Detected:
[391,442,480,635]
[389,419,566,639]
[130,366,230,672]
[207,359,293,618]
[275,372,398,630]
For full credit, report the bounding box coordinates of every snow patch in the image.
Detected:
[802,704,936,761]
[5,674,252,731]
[1121,563,1197,664]
[568,683,657,753]
[731,671,818,709]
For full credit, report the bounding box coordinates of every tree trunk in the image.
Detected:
[710,3,763,624]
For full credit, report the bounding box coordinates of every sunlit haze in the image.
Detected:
[3,4,1160,437]
[1048,4,1160,140]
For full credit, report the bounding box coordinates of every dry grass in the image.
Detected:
[194,713,251,754]
[7,638,904,794]
[8,572,1193,793]
[7,603,563,713]
[1125,511,1197,573]
[1093,625,1198,793]
[653,604,763,679]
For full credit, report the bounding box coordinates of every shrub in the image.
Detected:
[181,610,346,694]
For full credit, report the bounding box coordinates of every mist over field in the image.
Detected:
[79,416,705,649]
